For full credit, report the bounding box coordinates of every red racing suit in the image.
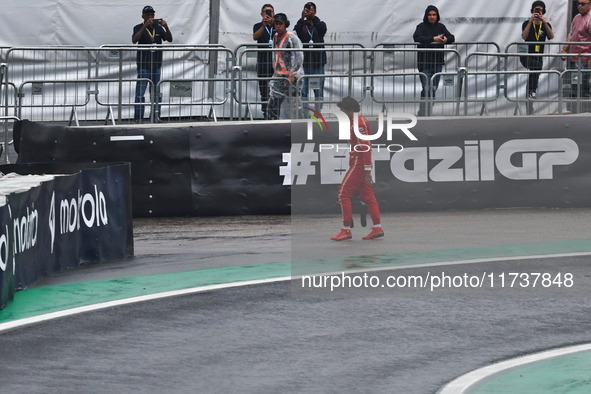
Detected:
[337,114,381,228]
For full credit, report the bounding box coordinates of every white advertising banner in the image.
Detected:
[0,0,572,120]
[0,1,569,49]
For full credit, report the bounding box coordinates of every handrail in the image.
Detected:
[5,42,591,122]
[16,78,154,122]
[7,46,235,123]
[375,41,501,53]
[504,41,591,53]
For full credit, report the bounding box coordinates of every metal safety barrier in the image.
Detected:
[6,45,234,123]
[367,47,462,117]
[0,64,15,164]
[2,41,591,125]
[100,44,232,122]
[234,43,365,120]
[465,46,591,116]
[504,41,591,115]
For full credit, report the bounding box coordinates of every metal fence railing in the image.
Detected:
[99,44,233,122]
[367,47,462,117]
[0,64,16,164]
[234,43,366,120]
[5,45,235,124]
[2,41,591,126]
[463,42,591,116]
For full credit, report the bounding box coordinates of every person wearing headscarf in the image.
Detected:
[413,5,455,116]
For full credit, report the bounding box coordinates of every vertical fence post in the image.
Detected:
[229,53,235,121]
[0,64,7,164]
[348,49,353,97]
[576,57,582,114]
[209,0,221,113]
[455,67,466,116]
[118,49,123,123]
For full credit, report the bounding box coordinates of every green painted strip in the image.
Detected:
[473,350,591,394]
[1,238,591,324]
[292,238,591,275]
[0,262,291,324]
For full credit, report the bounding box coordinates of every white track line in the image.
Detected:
[0,277,290,333]
[437,343,591,394]
[3,250,591,334]
[294,250,591,279]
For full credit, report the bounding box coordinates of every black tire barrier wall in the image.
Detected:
[16,120,292,217]
[13,116,591,217]
[0,162,133,310]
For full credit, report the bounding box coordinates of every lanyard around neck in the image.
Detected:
[265,26,273,38]
[306,25,314,40]
[533,23,542,41]
[143,22,155,42]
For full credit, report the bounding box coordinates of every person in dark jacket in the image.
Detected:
[294,2,327,113]
[253,4,276,119]
[132,5,173,123]
[521,1,554,115]
[413,5,455,116]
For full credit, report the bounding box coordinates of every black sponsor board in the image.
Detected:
[0,162,133,310]
[14,117,591,217]
[290,116,591,213]
[0,204,13,309]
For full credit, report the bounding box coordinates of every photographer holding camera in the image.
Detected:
[253,4,276,119]
[521,1,554,114]
[132,5,173,123]
[294,2,327,114]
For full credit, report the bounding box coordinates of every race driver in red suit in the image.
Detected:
[331,96,384,241]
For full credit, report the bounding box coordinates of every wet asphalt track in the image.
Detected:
[1,210,591,393]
